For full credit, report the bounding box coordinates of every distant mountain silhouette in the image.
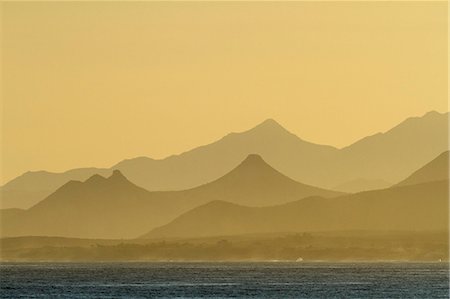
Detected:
[0,168,111,209]
[333,178,392,193]
[1,111,448,209]
[333,111,448,186]
[1,156,341,238]
[181,154,341,207]
[143,180,449,239]
[1,170,165,238]
[112,118,338,192]
[396,151,449,186]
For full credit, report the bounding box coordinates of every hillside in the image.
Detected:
[1,156,340,239]
[143,180,449,239]
[333,178,392,193]
[0,168,111,209]
[396,151,449,186]
[1,170,169,238]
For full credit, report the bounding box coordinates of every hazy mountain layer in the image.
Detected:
[1,156,340,239]
[332,178,392,193]
[143,180,449,239]
[1,111,448,209]
[0,168,111,209]
[396,151,449,186]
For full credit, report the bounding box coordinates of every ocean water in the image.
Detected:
[0,262,449,298]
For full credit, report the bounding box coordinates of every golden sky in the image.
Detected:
[1,1,448,184]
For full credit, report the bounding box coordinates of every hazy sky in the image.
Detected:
[1,2,448,184]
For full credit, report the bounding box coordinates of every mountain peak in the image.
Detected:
[423,110,444,118]
[85,174,106,184]
[241,154,265,165]
[254,118,285,130]
[218,154,283,182]
[222,118,295,144]
[401,110,447,126]
[109,170,128,181]
[261,118,280,126]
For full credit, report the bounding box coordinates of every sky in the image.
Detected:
[1,1,448,184]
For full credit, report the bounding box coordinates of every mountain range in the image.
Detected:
[2,148,448,240]
[144,179,448,239]
[141,150,449,239]
[0,155,341,239]
[1,111,448,209]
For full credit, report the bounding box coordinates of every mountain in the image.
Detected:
[143,180,449,239]
[1,170,167,239]
[333,178,392,193]
[177,154,341,207]
[112,119,338,190]
[1,156,341,239]
[115,111,448,190]
[0,168,111,209]
[396,151,449,186]
[333,111,448,186]
[0,119,336,209]
[2,111,448,209]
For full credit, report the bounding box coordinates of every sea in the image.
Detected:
[0,262,449,298]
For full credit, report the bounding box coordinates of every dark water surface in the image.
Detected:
[1,262,449,298]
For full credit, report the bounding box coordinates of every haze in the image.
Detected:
[1,2,447,184]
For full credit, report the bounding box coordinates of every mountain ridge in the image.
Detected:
[143,180,449,239]
[396,151,449,186]
[1,111,448,209]
[1,155,341,239]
